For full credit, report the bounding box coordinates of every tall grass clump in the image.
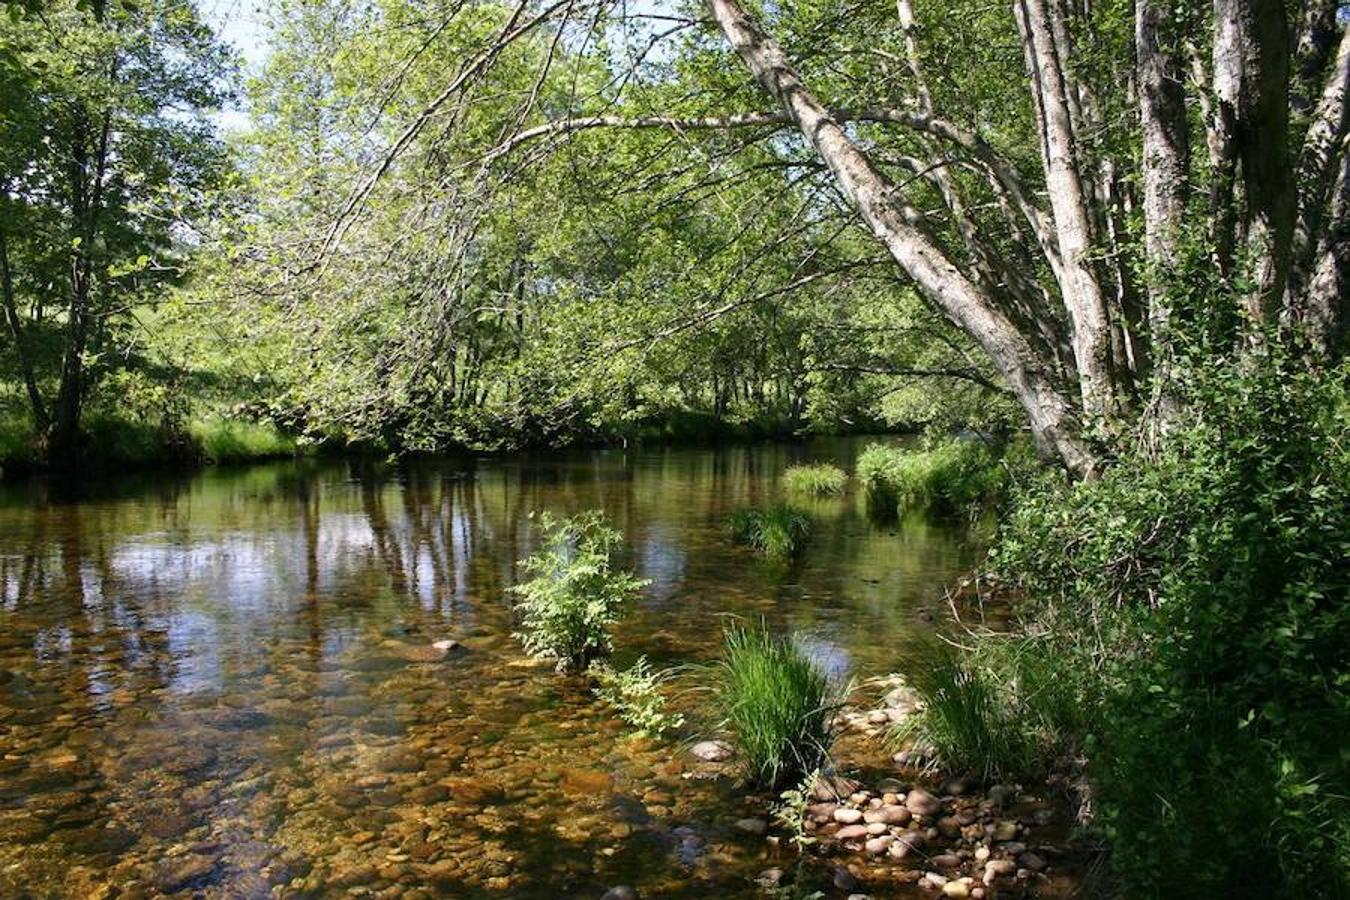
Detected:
[856,439,1006,517]
[511,510,649,672]
[192,417,298,463]
[895,637,1084,781]
[726,503,811,557]
[711,625,839,788]
[781,462,847,496]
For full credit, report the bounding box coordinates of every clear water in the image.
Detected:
[0,437,979,898]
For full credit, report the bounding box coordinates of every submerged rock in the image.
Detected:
[733,817,767,835]
[689,740,732,762]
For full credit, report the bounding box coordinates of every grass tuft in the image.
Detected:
[192,418,298,463]
[781,462,848,496]
[711,624,839,788]
[725,503,812,557]
[856,439,1005,517]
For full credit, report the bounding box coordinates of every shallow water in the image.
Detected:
[0,437,980,898]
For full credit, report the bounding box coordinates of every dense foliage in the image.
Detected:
[975,354,1350,897]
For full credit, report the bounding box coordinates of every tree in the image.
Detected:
[418,0,1349,475]
[0,0,231,459]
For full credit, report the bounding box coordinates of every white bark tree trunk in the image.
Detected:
[705,0,1096,476]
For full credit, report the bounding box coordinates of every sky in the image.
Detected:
[200,0,271,131]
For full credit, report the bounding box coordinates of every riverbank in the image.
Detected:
[0,407,909,478]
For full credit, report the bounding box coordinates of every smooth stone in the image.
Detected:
[865,822,887,835]
[689,741,732,762]
[987,784,1016,807]
[601,887,639,900]
[431,640,463,652]
[755,869,784,888]
[991,820,1018,841]
[905,788,941,817]
[889,831,927,859]
[157,857,218,894]
[864,835,894,855]
[833,808,863,824]
[932,853,961,869]
[1019,852,1046,872]
[942,882,971,898]
[561,768,614,795]
[832,868,858,891]
[863,804,910,826]
[983,860,1016,885]
[835,824,869,840]
[734,818,767,836]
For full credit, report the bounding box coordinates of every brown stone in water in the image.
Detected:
[561,768,614,795]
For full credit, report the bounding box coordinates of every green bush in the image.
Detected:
[781,462,847,496]
[712,624,840,788]
[726,504,812,557]
[856,439,1006,517]
[192,417,298,463]
[987,357,1350,897]
[510,510,649,672]
[591,655,684,736]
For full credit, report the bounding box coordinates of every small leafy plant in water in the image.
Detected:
[725,504,812,557]
[591,655,685,737]
[781,463,847,496]
[712,624,840,788]
[510,510,649,672]
[771,767,820,852]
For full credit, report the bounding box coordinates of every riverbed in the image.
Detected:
[0,437,981,898]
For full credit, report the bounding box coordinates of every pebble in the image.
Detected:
[689,741,732,762]
[905,788,941,817]
[942,881,971,898]
[601,887,639,900]
[1019,851,1046,872]
[863,804,910,825]
[864,835,893,855]
[832,868,858,891]
[836,824,869,840]
[833,808,864,824]
[733,818,767,836]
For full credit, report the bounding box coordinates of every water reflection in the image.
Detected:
[0,437,978,897]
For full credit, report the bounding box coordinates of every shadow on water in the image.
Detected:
[0,436,979,897]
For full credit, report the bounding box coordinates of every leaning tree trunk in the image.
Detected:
[705,0,1097,477]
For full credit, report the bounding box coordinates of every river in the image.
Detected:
[0,436,980,898]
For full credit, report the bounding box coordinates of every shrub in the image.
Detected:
[781,462,847,496]
[986,357,1350,897]
[726,504,812,557]
[591,655,684,737]
[856,439,1006,517]
[510,510,649,672]
[712,625,839,788]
